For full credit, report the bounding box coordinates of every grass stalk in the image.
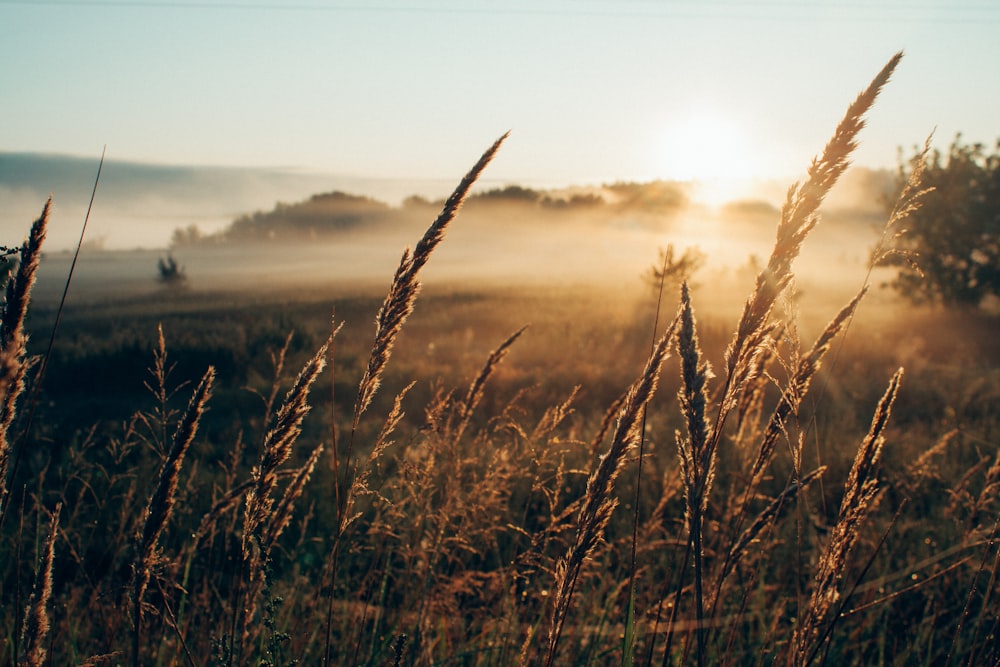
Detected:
[0,200,50,524]
[19,502,60,667]
[712,288,868,614]
[717,52,902,438]
[237,337,329,655]
[793,367,903,665]
[2,147,104,532]
[351,132,509,431]
[323,133,508,667]
[132,365,215,666]
[543,310,681,667]
[674,282,714,667]
[627,244,675,667]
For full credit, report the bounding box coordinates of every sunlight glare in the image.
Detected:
[657,111,755,206]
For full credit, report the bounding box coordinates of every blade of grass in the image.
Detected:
[0,146,105,531]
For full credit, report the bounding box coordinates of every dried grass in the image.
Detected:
[3,52,996,667]
[0,200,49,516]
[543,310,681,666]
[793,368,903,665]
[131,364,214,665]
[19,502,60,667]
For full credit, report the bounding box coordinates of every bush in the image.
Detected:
[884,135,1000,308]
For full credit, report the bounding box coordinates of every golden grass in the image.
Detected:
[132,355,215,666]
[543,309,680,667]
[19,502,59,667]
[2,52,998,666]
[0,200,49,518]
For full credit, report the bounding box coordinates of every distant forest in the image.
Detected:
[168,181,708,246]
[169,169,894,247]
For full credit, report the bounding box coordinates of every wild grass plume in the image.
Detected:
[132,362,214,665]
[1,54,996,667]
[19,502,59,667]
[0,200,49,518]
[543,310,680,666]
[354,132,509,423]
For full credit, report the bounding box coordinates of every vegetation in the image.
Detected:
[643,244,707,291]
[1,52,998,666]
[169,180,692,248]
[883,135,1000,308]
[157,254,186,284]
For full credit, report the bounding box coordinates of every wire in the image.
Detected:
[1,0,999,24]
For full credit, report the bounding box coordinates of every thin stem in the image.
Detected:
[627,247,674,664]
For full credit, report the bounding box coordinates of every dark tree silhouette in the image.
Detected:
[643,243,706,290]
[157,254,186,284]
[884,136,1000,308]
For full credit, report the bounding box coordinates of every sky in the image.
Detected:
[2,0,1000,248]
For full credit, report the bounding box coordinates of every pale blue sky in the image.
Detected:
[3,0,999,189]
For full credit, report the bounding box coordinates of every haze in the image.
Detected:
[20,167,897,332]
[4,0,998,310]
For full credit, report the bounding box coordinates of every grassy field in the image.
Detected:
[2,54,999,666]
[20,279,996,665]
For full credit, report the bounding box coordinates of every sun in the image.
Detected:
[656,111,756,206]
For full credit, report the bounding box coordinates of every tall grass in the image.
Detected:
[1,52,998,666]
[0,200,49,520]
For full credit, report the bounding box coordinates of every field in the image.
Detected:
[2,55,999,666]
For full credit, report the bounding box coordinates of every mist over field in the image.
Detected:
[0,152,475,250]
[12,151,899,322]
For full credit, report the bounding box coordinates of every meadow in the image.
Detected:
[1,53,998,666]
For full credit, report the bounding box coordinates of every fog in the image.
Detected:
[0,152,479,250]
[8,152,899,322]
[31,203,890,321]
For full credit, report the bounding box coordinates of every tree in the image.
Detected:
[884,136,1000,308]
[157,254,186,284]
[643,243,706,290]
[170,224,202,247]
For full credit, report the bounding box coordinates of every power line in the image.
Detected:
[1,0,999,23]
